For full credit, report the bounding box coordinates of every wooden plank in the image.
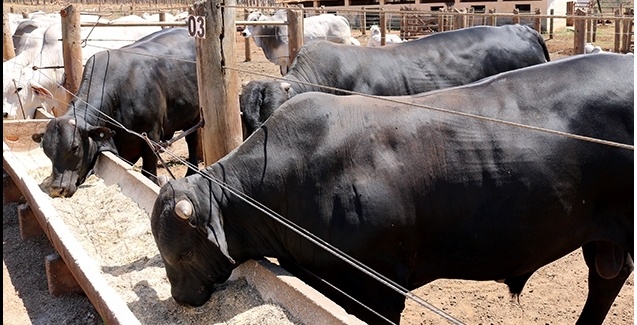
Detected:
[236,259,367,325]
[3,170,24,204]
[45,253,84,296]
[288,8,304,66]
[94,151,160,215]
[3,119,50,141]
[60,5,82,115]
[18,202,44,239]
[195,0,242,166]
[3,141,142,325]
[34,107,55,119]
[3,12,15,61]
[574,9,587,54]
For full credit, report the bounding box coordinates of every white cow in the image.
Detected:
[366,24,404,47]
[3,15,161,119]
[584,43,604,54]
[241,9,358,75]
[142,12,177,22]
[9,13,60,60]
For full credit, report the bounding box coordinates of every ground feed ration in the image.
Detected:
[28,167,300,325]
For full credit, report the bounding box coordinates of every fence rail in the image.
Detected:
[4,3,634,58]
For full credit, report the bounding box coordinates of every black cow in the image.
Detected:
[32,28,200,198]
[152,53,633,324]
[240,24,551,137]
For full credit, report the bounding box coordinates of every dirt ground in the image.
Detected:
[3,11,633,325]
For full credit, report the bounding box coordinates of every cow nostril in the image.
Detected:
[3,112,8,118]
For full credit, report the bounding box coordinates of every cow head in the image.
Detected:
[3,63,65,119]
[151,177,236,307]
[240,11,263,39]
[369,24,381,35]
[239,80,291,139]
[31,116,116,197]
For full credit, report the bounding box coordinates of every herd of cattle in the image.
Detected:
[3,9,634,325]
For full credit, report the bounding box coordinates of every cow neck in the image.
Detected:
[203,152,294,261]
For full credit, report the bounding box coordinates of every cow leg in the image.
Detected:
[346,285,405,325]
[184,130,200,177]
[577,243,633,325]
[278,259,404,324]
[141,148,159,180]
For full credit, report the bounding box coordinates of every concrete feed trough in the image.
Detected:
[2,120,364,325]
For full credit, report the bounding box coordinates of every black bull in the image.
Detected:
[240,24,551,137]
[32,28,200,198]
[152,53,633,324]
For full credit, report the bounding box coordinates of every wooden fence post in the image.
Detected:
[193,0,242,166]
[361,7,366,35]
[586,8,593,42]
[621,15,632,53]
[454,8,465,30]
[287,8,303,66]
[60,5,83,116]
[591,12,597,43]
[3,12,16,61]
[614,9,621,52]
[486,8,496,26]
[243,8,251,62]
[533,8,541,32]
[379,8,386,45]
[438,10,445,32]
[549,8,554,39]
[573,8,586,54]
[512,8,520,25]
[566,1,574,26]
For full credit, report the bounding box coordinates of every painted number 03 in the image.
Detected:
[187,15,206,38]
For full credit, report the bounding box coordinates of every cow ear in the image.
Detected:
[30,82,54,99]
[86,126,115,142]
[32,132,44,143]
[280,82,291,91]
[175,197,235,264]
[157,175,170,187]
[206,213,236,264]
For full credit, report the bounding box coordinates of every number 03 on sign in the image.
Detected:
[187,15,206,38]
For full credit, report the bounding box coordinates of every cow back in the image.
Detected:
[287,24,550,96]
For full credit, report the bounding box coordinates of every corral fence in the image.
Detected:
[299,5,633,53]
[7,0,631,178]
[232,4,633,66]
[2,0,633,323]
[3,1,634,113]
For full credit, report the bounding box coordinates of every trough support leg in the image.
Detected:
[3,170,24,204]
[45,253,84,297]
[18,202,44,239]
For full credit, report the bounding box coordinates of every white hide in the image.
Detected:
[142,12,176,22]
[584,43,604,54]
[242,10,358,75]
[3,15,161,120]
[11,13,60,56]
[366,24,404,48]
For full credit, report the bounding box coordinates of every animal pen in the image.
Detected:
[2,1,365,323]
[2,0,634,324]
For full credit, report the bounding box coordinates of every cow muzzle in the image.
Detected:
[49,184,78,198]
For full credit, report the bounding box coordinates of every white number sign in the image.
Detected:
[187,15,206,39]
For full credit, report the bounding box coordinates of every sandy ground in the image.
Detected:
[3,16,633,325]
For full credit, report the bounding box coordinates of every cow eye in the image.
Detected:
[14,87,23,94]
[181,251,194,261]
